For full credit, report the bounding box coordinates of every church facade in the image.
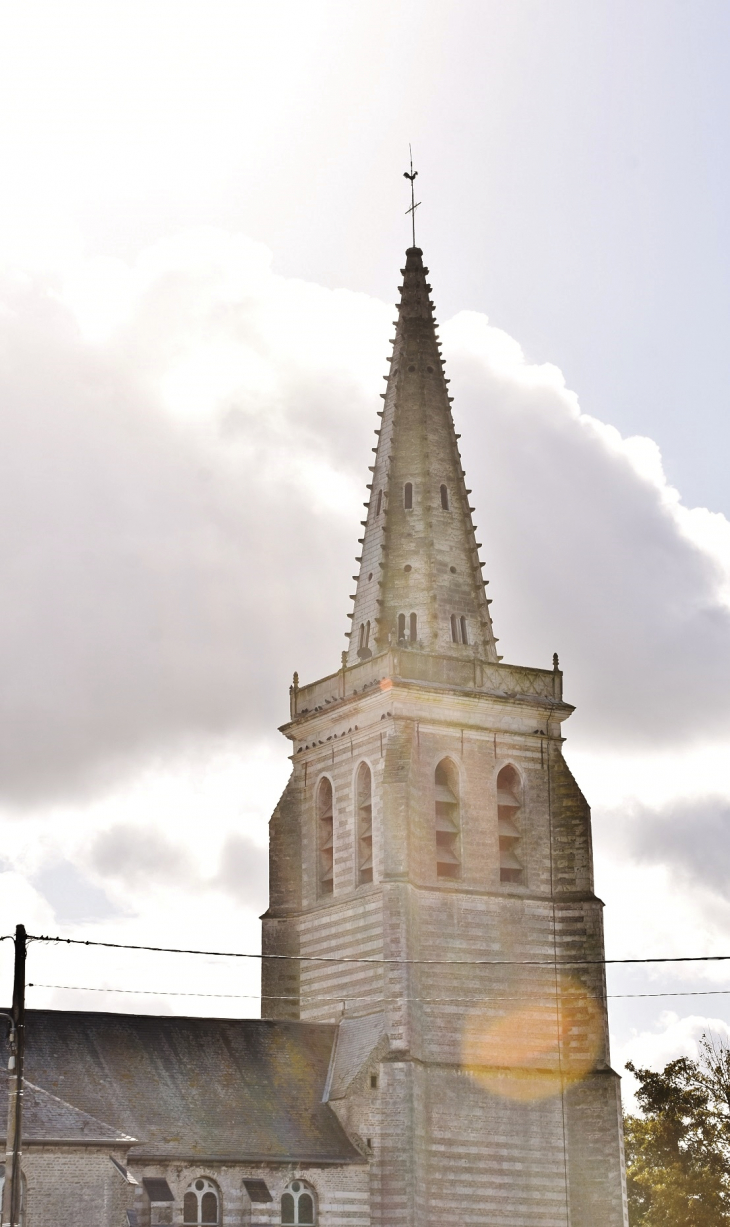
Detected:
[2,245,628,1227]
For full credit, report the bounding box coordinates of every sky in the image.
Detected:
[1,0,730,1109]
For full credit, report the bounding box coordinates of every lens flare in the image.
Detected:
[461,970,603,1102]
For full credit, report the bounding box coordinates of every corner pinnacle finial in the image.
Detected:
[403,144,420,249]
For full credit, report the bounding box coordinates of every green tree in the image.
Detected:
[625,1035,730,1225]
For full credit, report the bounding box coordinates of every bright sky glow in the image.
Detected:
[1,0,730,1091]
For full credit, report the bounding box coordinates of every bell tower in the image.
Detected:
[261,247,628,1227]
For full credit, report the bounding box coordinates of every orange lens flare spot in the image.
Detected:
[461,972,603,1102]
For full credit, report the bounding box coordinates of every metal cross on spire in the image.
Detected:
[403,144,420,248]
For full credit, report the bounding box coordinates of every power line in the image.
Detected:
[26,982,730,1003]
[22,932,730,968]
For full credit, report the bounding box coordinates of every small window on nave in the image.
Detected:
[497,764,524,885]
[356,761,373,885]
[440,484,449,510]
[435,758,461,880]
[281,1180,316,1225]
[404,482,413,510]
[183,1178,220,1226]
[317,777,334,896]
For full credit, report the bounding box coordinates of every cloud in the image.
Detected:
[214,834,268,912]
[616,795,730,900]
[444,312,730,748]
[1,227,729,812]
[32,859,126,923]
[89,824,197,889]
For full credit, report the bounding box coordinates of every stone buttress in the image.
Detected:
[261,247,629,1227]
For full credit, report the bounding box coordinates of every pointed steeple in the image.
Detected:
[347,248,499,665]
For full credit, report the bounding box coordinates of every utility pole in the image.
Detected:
[2,926,26,1227]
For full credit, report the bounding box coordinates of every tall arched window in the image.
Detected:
[440,484,449,510]
[317,777,334,895]
[450,614,458,643]
[281,1180,316,1225]
[497,765,524,884]
[409,612,418,642]
[460,616,468,645]
[435,759,461,879]
[184,1178,220,1225]
[397,613,406,641]
[358,622,366,652]
[376,489,382,515]
[357,762,373,885]
[404,482,413,510]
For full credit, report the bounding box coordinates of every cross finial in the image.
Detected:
[403,144,420,248]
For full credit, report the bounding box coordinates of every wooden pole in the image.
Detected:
[2,926,26,1227]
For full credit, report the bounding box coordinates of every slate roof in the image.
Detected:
[7,1010,364,1163]
[324,1013,386,1101]
[0,1072,135,1144]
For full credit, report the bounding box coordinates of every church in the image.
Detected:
[2,245,628,1227]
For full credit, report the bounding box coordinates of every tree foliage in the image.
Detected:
[625,1035,730,1225]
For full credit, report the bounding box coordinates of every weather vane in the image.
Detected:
[403,144,420,248]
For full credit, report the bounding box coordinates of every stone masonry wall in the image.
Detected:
[20,1145,135,1227]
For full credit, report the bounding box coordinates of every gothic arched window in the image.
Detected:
[409,612,418,642]
[397,613,406,641]
[356,762,373,885]
[460,616,468,645]
[281,1180,316,1225]
[440,484,449,510]
[404,482,413,510]
[497,764,524,884]
[317,777,334,895]
[183,1178,220,1225]
[450,614,458,643]
[435,758,461,880]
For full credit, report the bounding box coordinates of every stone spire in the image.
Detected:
[346,247,499,665]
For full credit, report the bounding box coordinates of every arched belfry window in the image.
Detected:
[440,484,449,510]
[409,612,418,642]
[450,614,458,643]
[460,616,468,645]
[404,482,413,510]
[184,1178,220,1225]
[357,762,373,885]
[497,765,524,884]
[281,1180,316,1225]
[376,490,383,516]
[397,613,406,641]
[435,759,461,880]
[317,778,334,895]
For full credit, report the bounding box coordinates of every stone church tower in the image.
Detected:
[262,247,628,1226]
